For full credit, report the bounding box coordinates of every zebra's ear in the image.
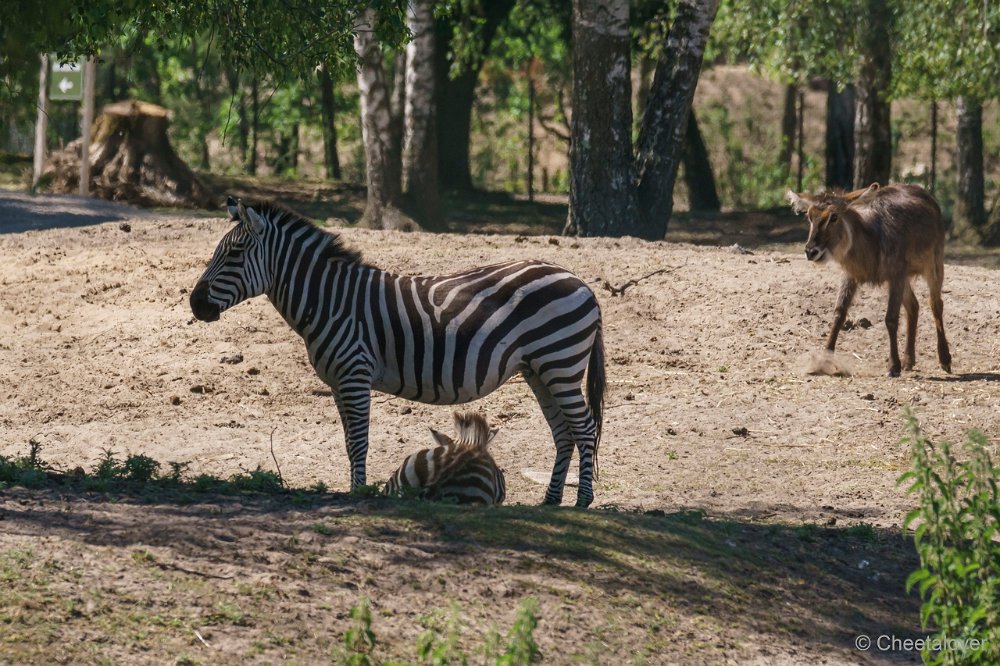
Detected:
[226,195,239,220]
[244,206,267,236]
[430,428,452,447]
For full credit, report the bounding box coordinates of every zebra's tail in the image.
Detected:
[587,320,606,481]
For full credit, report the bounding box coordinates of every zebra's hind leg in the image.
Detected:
[523,370,576,506]
[530,368,599,508]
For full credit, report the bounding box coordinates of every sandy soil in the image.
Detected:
[2,211,998,520]
[2,204,998,663]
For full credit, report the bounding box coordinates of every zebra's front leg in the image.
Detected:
[332,383,373,491]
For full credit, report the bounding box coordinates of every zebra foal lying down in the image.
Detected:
[385,412,506,505]
[190,197,605,507]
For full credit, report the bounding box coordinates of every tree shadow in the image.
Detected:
[0,190,154,234]
[1,486,922,663]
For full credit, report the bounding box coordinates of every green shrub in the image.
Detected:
[899,411,1000,665]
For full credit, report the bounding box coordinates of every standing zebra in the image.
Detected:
[190,198,605,507]
[385,411,506,505]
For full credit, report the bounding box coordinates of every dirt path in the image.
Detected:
[1,210,998,663]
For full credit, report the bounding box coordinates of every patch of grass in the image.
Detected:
[0,441,313,501]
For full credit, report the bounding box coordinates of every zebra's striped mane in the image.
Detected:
[246,199,364,265]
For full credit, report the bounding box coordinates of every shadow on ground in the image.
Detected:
[0,190,155,234]
[1,485,922,663]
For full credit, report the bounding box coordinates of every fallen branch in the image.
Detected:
[602,261,687,297]
[269,427,284,487]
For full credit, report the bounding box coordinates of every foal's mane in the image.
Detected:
[244,199,364,265]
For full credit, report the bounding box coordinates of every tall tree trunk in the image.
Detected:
[403,0,444,230]
[681,108,720,212]
[795,88,805,192]
[779,83,797,173]
[435,0,516,191]
[389,50,406,185]
[248,78,259,176]
[224,69,249,172]
[566,0,639,237]
[929,101,937,194]
[354,9,409,230]
[527,74,536,201]
[319,68,342,180]
[825,83,855,189]
[634,0,720,239]
[853,0,892,188]
[952,96,996,243]
[634,51,655,134]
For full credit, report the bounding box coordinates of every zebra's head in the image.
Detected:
[190,196,272,322]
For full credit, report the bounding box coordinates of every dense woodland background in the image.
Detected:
[1,0,997,241]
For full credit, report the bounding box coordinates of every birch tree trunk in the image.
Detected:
[634,0,719,239]
[403,0,444,230]
[355,8,408,230]
[853,0,892,188]
[389,50,406,189]
[565,0,639,237]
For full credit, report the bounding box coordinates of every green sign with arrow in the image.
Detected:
[49,57,84,101]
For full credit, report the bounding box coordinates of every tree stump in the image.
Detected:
[41,100,214,208]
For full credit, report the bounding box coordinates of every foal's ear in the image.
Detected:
[226,195,239,220]
[486,426,499,446]
[244,206,267,236]
[785,190,814,215]
[430,428,453,447]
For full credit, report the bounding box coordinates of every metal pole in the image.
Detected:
[32,54,50,191]
[79,57,96,196]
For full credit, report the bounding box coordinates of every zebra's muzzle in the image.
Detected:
[190,282,221,322]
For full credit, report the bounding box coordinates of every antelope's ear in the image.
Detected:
[244,206,267,236]
[785,190,813,215]
[849,182,880,207]
[430,428,452,447]
[226,195,239,220]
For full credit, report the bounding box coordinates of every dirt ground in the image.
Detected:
[2,200,999,664]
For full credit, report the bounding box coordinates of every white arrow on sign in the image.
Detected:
[58,77,74,93]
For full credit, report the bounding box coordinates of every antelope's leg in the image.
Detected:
[885,277,905,377]
[926,263,952,373]
[902,280,919,371]
[826,276,857,352]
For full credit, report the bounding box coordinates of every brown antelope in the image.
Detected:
[385,412,506,505]
[786,183,952,377]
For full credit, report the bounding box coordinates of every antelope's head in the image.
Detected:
[786,183,879,263]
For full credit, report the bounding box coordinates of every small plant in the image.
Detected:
[898,410,1000,665]
[496,599,541,665]
[122,454,160,483]
[228,466,284,493]
[352,483,385,499]
[334,598,377,666]
[0,440,49,489]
